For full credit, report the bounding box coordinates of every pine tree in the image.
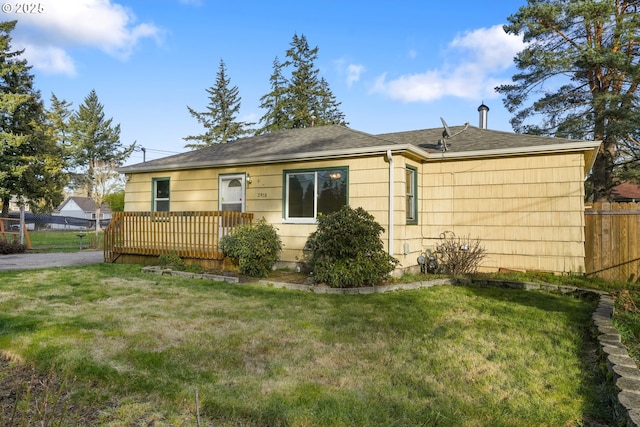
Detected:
[45,93,74,181]
[316,77,346,127]
[257,57,289,134]
[285,33,321,129]
[257,33,346,134]
[68,89,133,197]
[0,20,67,215]
[46,93,72,148]
[184,59,253,148]
[497,0,640,201]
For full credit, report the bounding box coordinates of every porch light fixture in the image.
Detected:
[246,173,252,184]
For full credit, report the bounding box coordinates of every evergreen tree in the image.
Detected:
[68,89,133,197]
[317,77,346,126]
[497,0,640,201]
[184,59,253,148]
[257,33,346,134]
[45,93,75,183]
[285,33,321,129]
[0,20,67,215]
[46,93,72,147]
[257,57,289,134]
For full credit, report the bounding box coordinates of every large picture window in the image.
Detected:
[406,166,417,224]
[284,167,347,222]
[152,178,170,212]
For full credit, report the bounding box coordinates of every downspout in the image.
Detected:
[385,150,394,256]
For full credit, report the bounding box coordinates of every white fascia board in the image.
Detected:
[425,140,602,178]
[423,140,602,161]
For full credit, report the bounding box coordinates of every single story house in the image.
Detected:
[117,116,600,275]
[610,182,640,203]
[55,196,112,220]
[53,196,112,229]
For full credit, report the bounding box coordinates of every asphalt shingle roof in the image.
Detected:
[119,124,597,173]
[611,182,640,201]
[120,125,394,173]
[57,196,112,213]
[377,124,579,153]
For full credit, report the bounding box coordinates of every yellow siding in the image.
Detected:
[123,150,588,274]
[124,156,396,267]
[421,152,586,273]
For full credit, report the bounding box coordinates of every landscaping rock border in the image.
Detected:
[141,266,240,283]
[142,267,639,426]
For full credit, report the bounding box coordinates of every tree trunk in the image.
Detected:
[590,139,616,202]
[95,206,101,241]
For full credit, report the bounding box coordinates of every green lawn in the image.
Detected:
[0,264,615,426]
[27,230,102,252]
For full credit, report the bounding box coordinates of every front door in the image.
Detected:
[219,174,246,212]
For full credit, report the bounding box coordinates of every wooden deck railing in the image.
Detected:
[104,211,253,263]
[0,217,31,249]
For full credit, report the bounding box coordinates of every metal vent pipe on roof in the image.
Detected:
[478,103,489,129]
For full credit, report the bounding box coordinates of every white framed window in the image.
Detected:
[284,167,347,223]
[152,178,170,212]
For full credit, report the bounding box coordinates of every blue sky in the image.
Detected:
[9,0,527,165]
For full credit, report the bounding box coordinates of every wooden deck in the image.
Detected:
[104,211,253,263]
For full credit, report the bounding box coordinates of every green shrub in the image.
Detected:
[157,252,204,273]
[305,206,399,287]
[220,220,282,277]
[158,251,185,270]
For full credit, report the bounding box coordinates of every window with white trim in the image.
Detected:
[284,167,347,222]
[152,178,170,212]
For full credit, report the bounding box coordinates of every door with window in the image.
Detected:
[219,174,246,212]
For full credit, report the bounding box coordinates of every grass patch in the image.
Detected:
[27,230,102,252]
[612,289,640,363]
[0,264,615,425]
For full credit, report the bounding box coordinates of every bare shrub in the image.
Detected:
[434,231,486,275]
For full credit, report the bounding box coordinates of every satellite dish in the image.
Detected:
[440,117,452,139]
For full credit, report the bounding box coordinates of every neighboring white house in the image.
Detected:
[52,196,112,229]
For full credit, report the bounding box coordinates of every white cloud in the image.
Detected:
[12,0,164,75]
[346,64,365,87]
[22,44,76,76]
[372,25,524,103]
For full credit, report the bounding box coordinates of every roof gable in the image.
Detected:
[57,196,112,213]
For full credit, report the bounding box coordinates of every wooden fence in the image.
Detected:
[104,211,253,263]
[585,202,640,282]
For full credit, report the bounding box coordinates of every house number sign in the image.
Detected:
[257,192,268,198]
